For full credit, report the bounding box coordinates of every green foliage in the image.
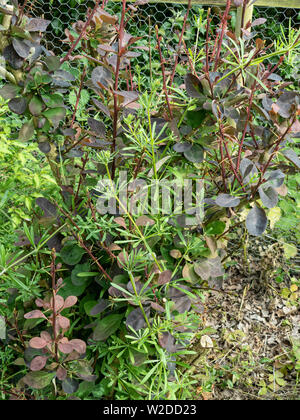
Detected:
[0,0,299,402]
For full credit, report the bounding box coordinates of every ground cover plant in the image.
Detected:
[0,0,299,400]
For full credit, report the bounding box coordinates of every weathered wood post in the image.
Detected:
[235,2,254,39]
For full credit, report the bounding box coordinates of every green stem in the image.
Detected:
[105,164,163,272]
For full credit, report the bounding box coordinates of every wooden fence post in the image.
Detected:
[234,2,254,86]
[235,2,254,39]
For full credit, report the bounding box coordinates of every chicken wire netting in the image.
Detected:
[27,1,300,68]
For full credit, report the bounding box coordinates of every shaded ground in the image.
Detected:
[184,237,300,400]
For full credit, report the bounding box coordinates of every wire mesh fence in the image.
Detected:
[27,0,300,80]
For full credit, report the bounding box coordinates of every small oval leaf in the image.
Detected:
[246,206,268,236]
[215,193,240,208]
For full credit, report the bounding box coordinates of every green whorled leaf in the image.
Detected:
[42,94,64,108]
[60,243,85,265]
[8,97,27,114]
[43,107,66,129]
[215,194,240,208]
[185,73,203,98]
[0,316,6,340]
[148,156,171,177]
[258,184,278,209]
[89,299,110,316]
[282,149,300,169]
[0,83,20,100]
[91,66,112,89]
[29,96,43,116]
[266,169,285,188]
[87,117,106,138]
[23,371,55,390]
[246,205,268,236]
[25,18,51,32]
[52,70,75,87]
[151,117,167,140]
[93,314,123,341]
[43,56,61,71]
[12,38,31,58]
[173,142,192,153]
[204,220,226,236]
[18,120,35,141]
[184,144,204,163]
[127,280,150,295]
[3,44,24,69]
[62,378,79,394]
[71,263,91,286]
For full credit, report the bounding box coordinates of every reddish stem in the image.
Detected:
[61,0,101,64]
[112,0,127,179]
[251,114,297,199]
[50,249,59,363]
[214,0,231,71]
[71,68,86,128]
[236,83,256,172]
[169,0,192,90]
